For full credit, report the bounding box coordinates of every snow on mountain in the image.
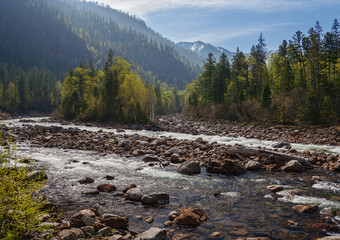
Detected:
[177,41,235,60]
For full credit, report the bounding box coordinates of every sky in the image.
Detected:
[91,0,339,52]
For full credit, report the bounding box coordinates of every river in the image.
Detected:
[2,118,340,239]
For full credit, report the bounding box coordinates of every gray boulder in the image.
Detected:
[125,187,143,201]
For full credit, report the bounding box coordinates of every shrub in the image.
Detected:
[0,132,48,239]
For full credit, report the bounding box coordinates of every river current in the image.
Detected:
[2,118,340,239]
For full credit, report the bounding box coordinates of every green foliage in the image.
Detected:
[0,133,48,239]
[185,20,340,125]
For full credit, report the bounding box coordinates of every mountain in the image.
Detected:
[0,0,201,89]
[177,41,235,61]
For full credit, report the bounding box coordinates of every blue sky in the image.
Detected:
[94,0,339,52]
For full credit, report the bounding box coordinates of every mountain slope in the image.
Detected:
[0,0,201,89]
[178,41,235,60]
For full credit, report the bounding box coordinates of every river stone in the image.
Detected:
[266,185,284,193]
[135,227,167,240]
[97,183,117,192]
[282,160,305,172]
[272,141,291,149]
[144,216,154,223]
[177,161,201,175]
[205,159,246,175]
[245,160,263,170]
[142,154,160,162]
[168,147,180,154]
[98,226,112,236]
[78,177,94,184]
[82,216,95,226]
[168,211,178,221]
[170,153,182,164]
[109,235,124,240]
[58,228,85,240]
[141,192,170,205]
[122,184,137,193]
[292,204,319,214]
[172,234,190,240]
[81,190,99,195]
[101,214,129,229]
[70,209,96,227]
[125,187,143,201]
[80,226,95,237]
[173,207,208,226]
[317,237,340,240]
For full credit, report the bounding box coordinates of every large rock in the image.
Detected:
[135,227,167,240]
[245,160,263,170]
[141,192,170,205]
[58,228,85,240]
[173,207,208,226]
[125,187,143,201]
[292,204,319,214]
[101,213,129,229]
[272,141,291,149]
[205,160,246,175]
[97,183,117,192]
[78,177,94,184]
[282,160,305,172]
[177,161,201,175]
[266,185,284,193]
[142,154,160,162]
[70,209,96,227]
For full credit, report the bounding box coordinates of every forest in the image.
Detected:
[185,20,340,125]
[59,49,182,122]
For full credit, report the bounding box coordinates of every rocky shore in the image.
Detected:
[2,117,340,239]
[156,114,340,146]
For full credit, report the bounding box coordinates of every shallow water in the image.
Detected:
[3,118,340,239]
[15,142,340,239]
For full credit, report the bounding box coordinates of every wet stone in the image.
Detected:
[78,177,94,184]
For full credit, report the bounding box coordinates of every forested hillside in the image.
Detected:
[0,0,200,89]
[185,20,340,125]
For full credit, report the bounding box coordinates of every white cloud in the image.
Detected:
[93,0,339,17]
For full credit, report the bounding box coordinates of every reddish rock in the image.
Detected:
[282,160,305,172]
[205,159,246,175]
[292,204,319,214]
[97,183,117,192]
[101,214,129,229]
[173,207,208,226]
[78,177,94,184]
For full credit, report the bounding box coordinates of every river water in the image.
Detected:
[2,118,340,239]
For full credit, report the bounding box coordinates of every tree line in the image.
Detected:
[185,20,340,125]
[60,49,183,122]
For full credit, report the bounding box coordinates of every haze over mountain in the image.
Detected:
[177,41,235,60]
[0,0,202,89]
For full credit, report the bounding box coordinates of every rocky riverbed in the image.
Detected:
[1,117,340,240]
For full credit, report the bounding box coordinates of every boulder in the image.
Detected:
[78,177,94,184]
[141,192,170,205]
[125,187,143,202]
[70,209,96,227]
[266,185,284,193]
[178,161,201,175]
[205,160,246,175]
[245,160,263,170]
[173,207,208,226]
[122,184,137,193]
[80,226,95,237]
[292,204,319,214]
[135,227,167,240]
[282,160,305,172]
[58,228,85,240]
[170,153,182,164]
[142,154,160,162]
[101,213,129,229]
[97,183,117,192]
